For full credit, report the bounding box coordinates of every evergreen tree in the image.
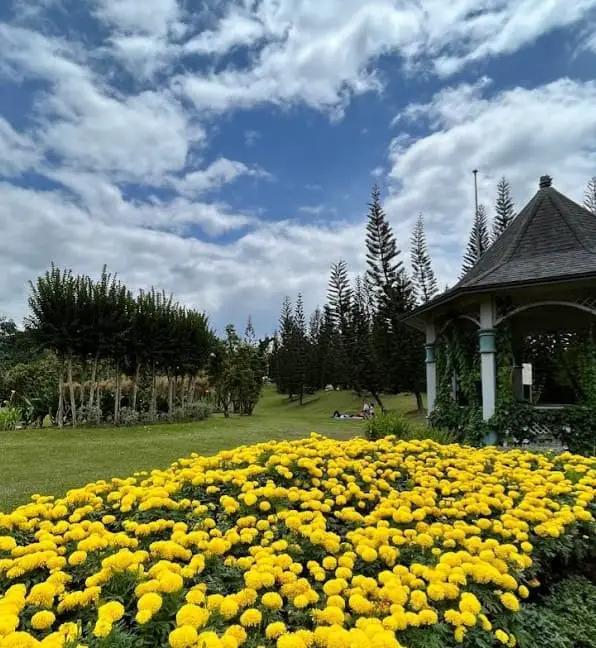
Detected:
[410,213,438,304]
[276,297,298,398]
[327,261,352,388]
[365,185,404,312]
[244,314,256,345]
[293,293,308,404]
[492,177,515,240]
[584,177,596,214]
[461,204,490,277]
[307,307,323,391]
[364,185,424,410]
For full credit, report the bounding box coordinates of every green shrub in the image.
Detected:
[516,576,596,648]
[0,405,20,430]
[365,411,412,441]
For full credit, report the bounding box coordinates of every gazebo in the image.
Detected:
[404,175,596,446]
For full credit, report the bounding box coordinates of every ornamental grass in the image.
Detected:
[0,435,594,648]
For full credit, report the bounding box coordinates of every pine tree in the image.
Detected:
[277,297,298,398]
[461,204,490,277]
[327,260,352,388]
[492,177,515,240]
[365,185,404,312]
[293,293,308,404]
[244,314,256,345]
[410,213,438,304]
[364,185,424,410]
[584,177,596,214]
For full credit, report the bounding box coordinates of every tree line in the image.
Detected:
[269,187,433,411]
[1,266,268,427]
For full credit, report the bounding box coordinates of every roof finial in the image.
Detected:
[539,175,552,188]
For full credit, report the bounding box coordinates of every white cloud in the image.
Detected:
[0,118,40,175]
[92,0,183,38]
[384,78,596,287]
[244,130,260,147]
[176,0,596,114]
[174,157,268,198]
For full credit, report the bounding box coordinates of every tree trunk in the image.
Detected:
[371,390,385,412]
[114,364,120,425]
[67,354,77,427]
[96,385,102,425]
[132,362,141,412]
[150,363,157,421]
[57,360,64,429]
[168,372,174,421]
[415,391,424,412]
[180,375,187,416]
[88,352,99,409]
[188,375,196,407]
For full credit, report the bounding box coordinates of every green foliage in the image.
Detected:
[410,213,438,304]
[461,203,490,277]
[516,577,596,648]
[365,411,413,440]
[0,405,20,430]
[493,177,516,240]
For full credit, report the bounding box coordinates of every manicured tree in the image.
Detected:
[27,265,82,427]
[410,213,438,304]
[493,177,516,240]
[461,204,490,277]
[584,177,596,215]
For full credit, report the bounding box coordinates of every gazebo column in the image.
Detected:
[425,322,437,417]
[479,298,497,421]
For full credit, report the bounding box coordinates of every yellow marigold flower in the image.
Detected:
[31,610,56,630]
[98,601,125,622]
[2,632,41,648]
[0,536,17,552]
[137,592,163,614]
[169,625,198,648]
[518,585,529,599]
[261,592,283,610]
[219,597,240,619]
[225,625,248,644]
[293,594,309,609]
[158,571,184,593]
[93,618,113,638]
[176,603,210,628]
[454,626,466,643]
[495,630,509,644]
[277,635,307,648]
[68,551,87,566]
[266,622,287,640]
[239,608,262,627]
[500,592,520,612]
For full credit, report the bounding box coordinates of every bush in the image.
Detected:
[366,412,456,444]
[365,411,412,440]
[0,405,20,430]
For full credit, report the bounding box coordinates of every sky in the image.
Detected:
[1,0,596,336]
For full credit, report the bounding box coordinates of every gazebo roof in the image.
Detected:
[454,175,596,291]
[405,175,596,326]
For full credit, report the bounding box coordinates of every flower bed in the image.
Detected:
[0,435,594,648]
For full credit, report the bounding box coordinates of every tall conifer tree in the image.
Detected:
[584,177,596,214]
[492,177,515,240]
[410,213,438,304]
[461,204,490,277]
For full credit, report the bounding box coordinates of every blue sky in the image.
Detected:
[1,0,596,336]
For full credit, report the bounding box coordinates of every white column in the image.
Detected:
[425,322,437,417]
[479,298,496,421]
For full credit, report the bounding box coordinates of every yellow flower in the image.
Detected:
[31,610,56,630]
[500,593,520,612]
[169,625,198,648]
[266,622,287,639]
[239,608,262,627]
[262,592,283,610]
[138,592,163,614]
[495,630,509,644]
[176,603,210,628]
[98,601,125,622]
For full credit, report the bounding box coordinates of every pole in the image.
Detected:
[473,169,480,257]
[473,169,479,217]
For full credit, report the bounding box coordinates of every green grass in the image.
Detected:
[0,387,423,512]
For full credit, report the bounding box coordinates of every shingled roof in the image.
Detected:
[403,175,596,326]
[453,175,596,291]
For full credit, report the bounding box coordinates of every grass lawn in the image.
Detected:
[0,388,424,512]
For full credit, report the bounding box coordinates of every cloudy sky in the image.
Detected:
[1,0,596,335]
